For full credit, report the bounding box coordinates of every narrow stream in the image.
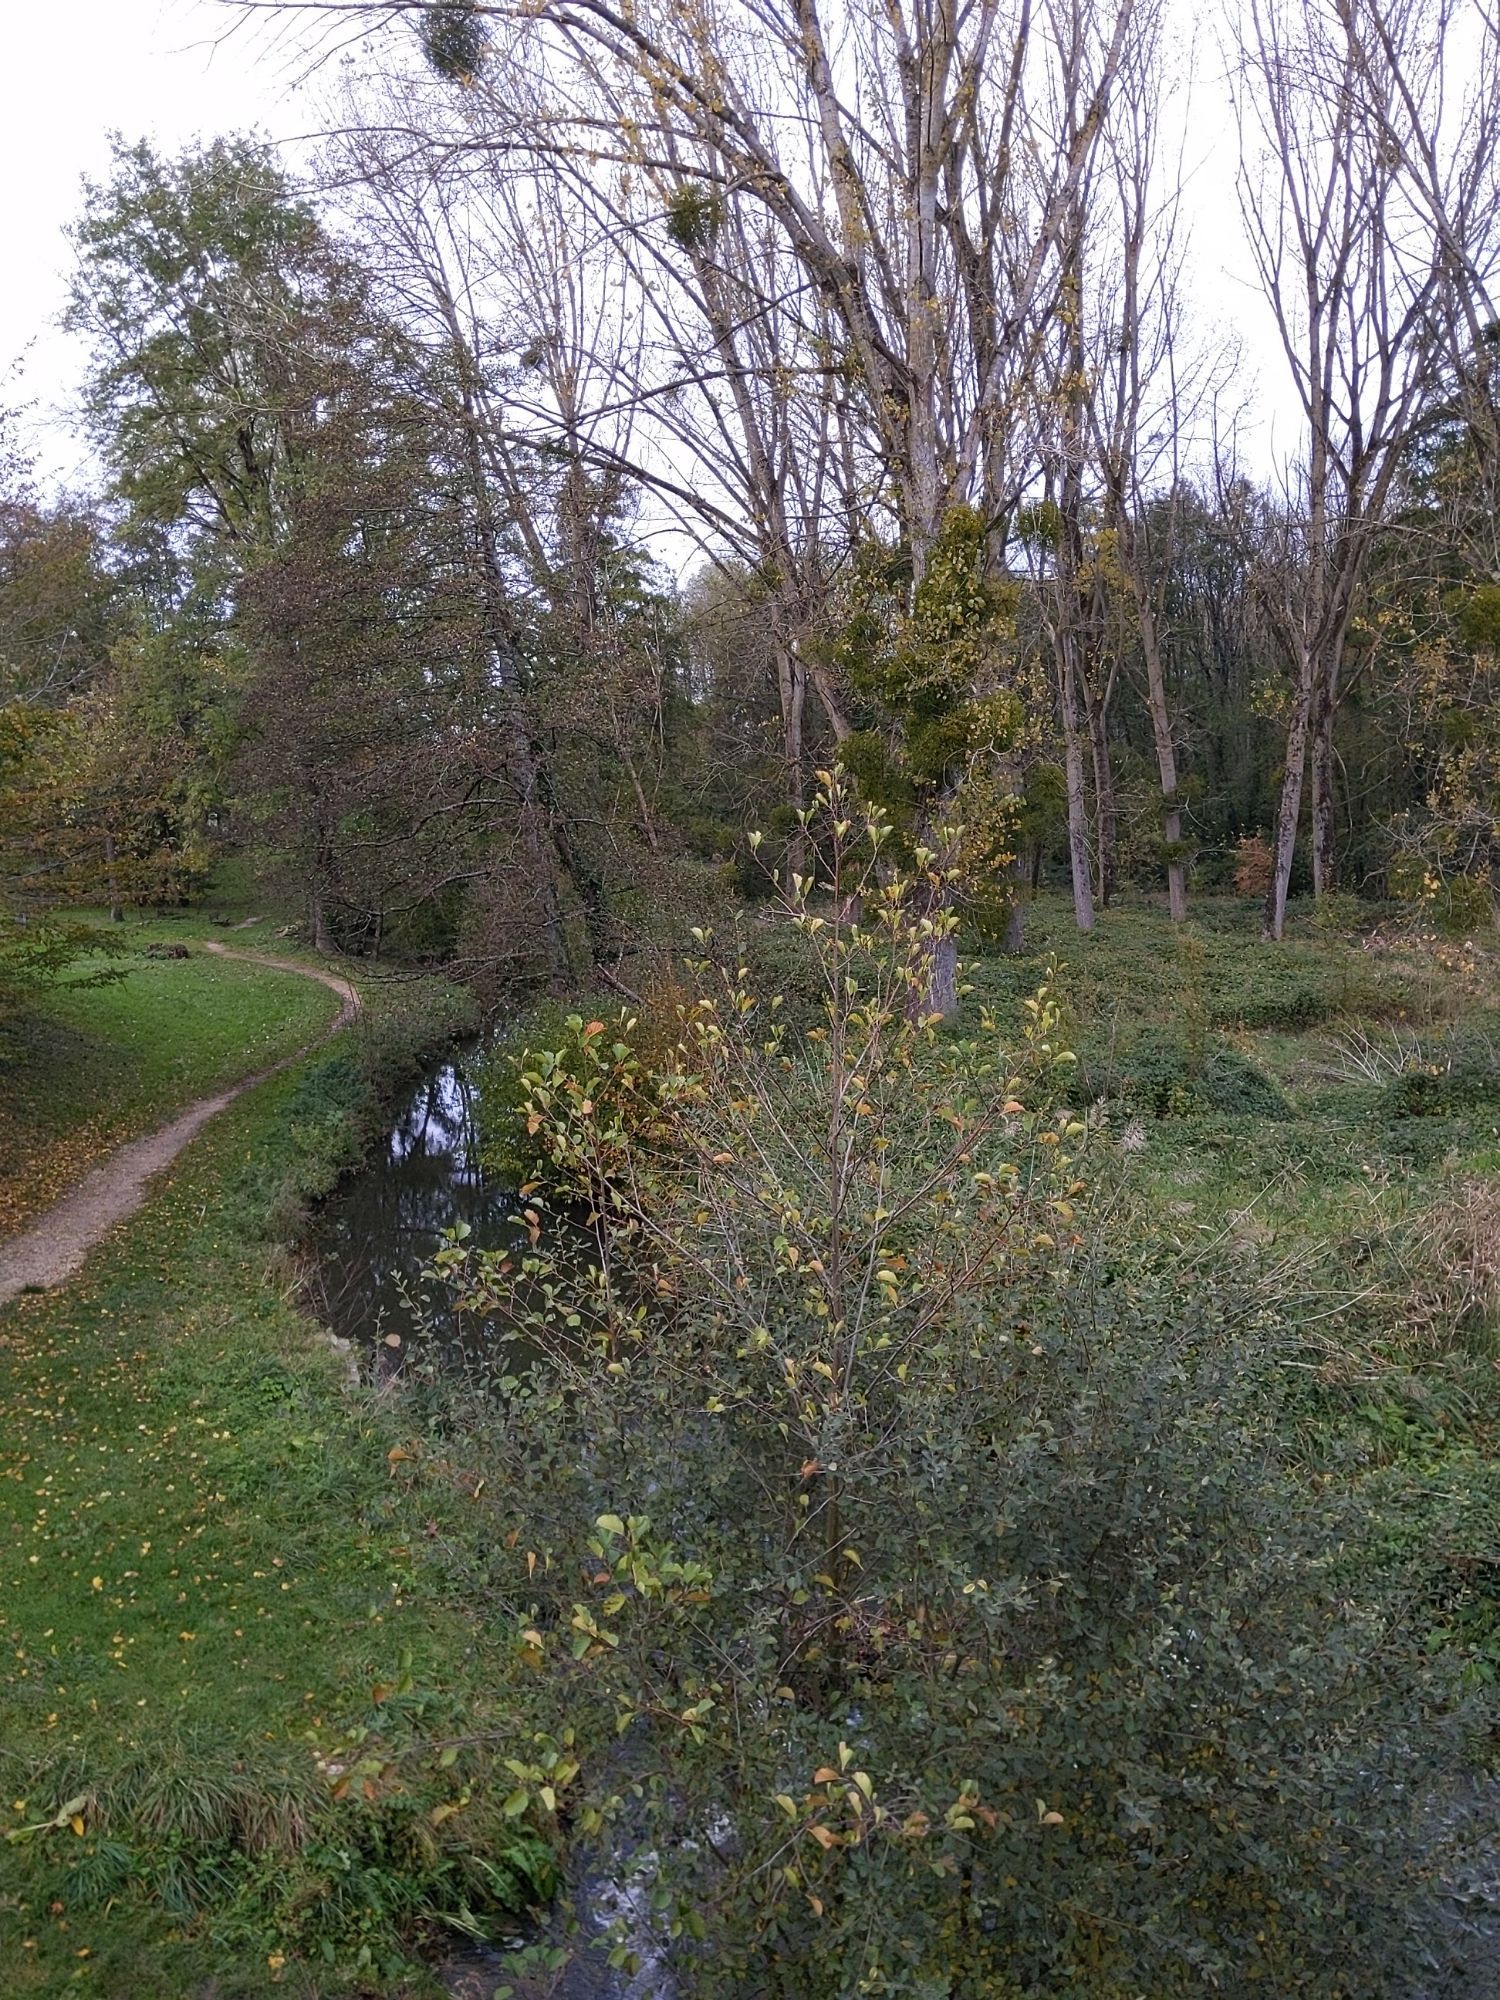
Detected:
[306,1048,677,1999]
[307,1045,534,1379]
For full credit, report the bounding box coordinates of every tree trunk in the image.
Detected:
[809,661,852,744]
[1134,584,1188,921]
[1084,683,1116,906]
[1055,202,1094,937]
[104,833,123,923]
[1263,649,1315,940]
[432,290,574,986]
[1060,645,1097,934]
[1004,852,1029,953]
[619,737,660,853]
[925,932,959,1018]
[777,640,808,876]
[1310,669,1337,897]
[310,887,333,956]
[1163,808,1188,925]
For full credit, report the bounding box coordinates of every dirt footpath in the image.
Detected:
[0,945,359,1306]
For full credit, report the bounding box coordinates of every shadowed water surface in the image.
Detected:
[308,1049,536,1375]
[306,1050,677,1996]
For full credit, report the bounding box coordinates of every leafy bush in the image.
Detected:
[1074,1026,1288,1119]
[424,790,1477,1998]
[1436,873,1496,936]
[1384,1035,1500,1118]
[735,910,828,1027]
[1390,856,1496,937]
[473,986,633,1184]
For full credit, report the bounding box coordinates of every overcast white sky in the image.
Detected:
[2,0,1292,502]
[1,0,318,487]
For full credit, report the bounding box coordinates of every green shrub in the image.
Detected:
[1074,1026,1287,1119]
[679,813,741,861]
[1201,1040,1292,1116]
[379,881,467,962]
[1208,954,1332,1029]
[423,794,1477,1998]
[472,988,618,1183]
[736,912,827,1027]
[1384,1035,1500,1118]
[1436,872,1497,937]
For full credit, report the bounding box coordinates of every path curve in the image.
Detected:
[0,944,360,1307]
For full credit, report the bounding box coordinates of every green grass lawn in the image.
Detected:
[0,930,341,1239]
[0,973,534,1997]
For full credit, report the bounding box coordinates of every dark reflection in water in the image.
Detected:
[308,1047,532,1376]
[308,1048,679,1997]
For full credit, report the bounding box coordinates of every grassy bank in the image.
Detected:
[0,959,548,1996]
[974,897,1500,1691]
[0,917,335,1240]
[969,897,1500,1362]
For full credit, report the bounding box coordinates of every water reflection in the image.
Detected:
[309,1047,531,1375]
[308,1047,679,1997]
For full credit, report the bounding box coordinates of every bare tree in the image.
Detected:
[230,0,1147,983]
[1088,0,1220,922]
[1232,0,1499,937]
[330,62,863,863]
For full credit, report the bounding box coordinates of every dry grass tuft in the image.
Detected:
[1403,1178,1500,1354]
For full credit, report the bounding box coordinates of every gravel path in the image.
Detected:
[0,944,359,1306]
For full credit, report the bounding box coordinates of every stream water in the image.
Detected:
[306,1048,676,1998]
[306,1046,539,1380]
